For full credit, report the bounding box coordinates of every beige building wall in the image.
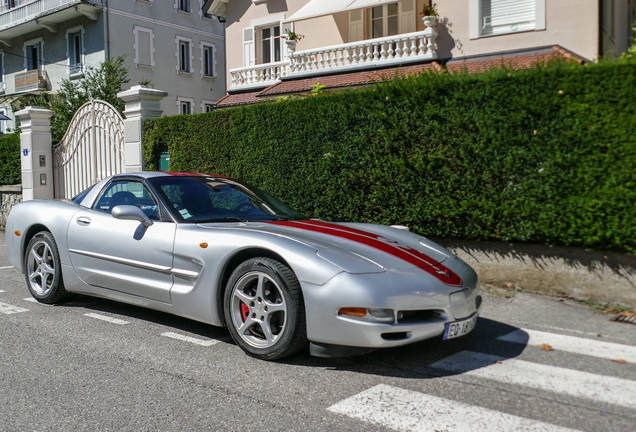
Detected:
[224,0,633,91]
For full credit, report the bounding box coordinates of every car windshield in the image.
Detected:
[148,176,307,223]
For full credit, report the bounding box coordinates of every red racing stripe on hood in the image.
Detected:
[267,220,462,286]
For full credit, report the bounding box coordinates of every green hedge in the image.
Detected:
[0,134,21,185]
[144,60,636,253]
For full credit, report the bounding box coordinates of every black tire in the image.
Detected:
[224,257,307,360]
[24,231,68,304]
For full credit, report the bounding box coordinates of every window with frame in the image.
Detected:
[180,100,192,114]
[68,31,82,74]
[261,25,281,64]
[371,3,399,38]
[203,103,214,112]
[177,0,190,13]
[201,43,216,77]
[94,180,160,220]
[477,0,541,37]
[26,42,42,70]
[177,38,191,73]
[134,26,154,68]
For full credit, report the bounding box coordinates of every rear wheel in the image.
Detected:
[224,258,307,360]
[24,231,68,304]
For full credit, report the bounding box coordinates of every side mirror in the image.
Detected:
[112,205,154,227]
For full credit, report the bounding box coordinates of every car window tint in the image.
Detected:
[94,180,160,220]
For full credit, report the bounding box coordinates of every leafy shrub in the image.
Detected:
[144,59,636,253]
[0,134,21,185]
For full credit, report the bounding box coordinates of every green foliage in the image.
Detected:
[14,55,130,143]
[622,20,636,59]
[144,59,636,253]
[0,134,21,185]
[310,82,325,95]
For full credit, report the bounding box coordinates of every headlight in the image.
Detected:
[338,307,394,324]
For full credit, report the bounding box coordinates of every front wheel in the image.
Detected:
[24,231,68,304]
[224,258,307,360]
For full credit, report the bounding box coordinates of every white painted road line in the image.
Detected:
[161,332,219,346]
[497,328,636,363]
[431,351,636,409]
[24,298,52,306]
[328,384,581,432]
[0,265,14,269]
[0,290,5,293]
[0,302,29,315]
[84,312,129,325]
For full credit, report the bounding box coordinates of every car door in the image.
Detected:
[67,179,176,304]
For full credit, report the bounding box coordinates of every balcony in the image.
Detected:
[15,69,47,92]
[0,0,102,41]
[229,27,438,92]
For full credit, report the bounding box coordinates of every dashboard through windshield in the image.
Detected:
[148,176,307,223]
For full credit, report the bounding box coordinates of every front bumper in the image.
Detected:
[302,262,482,349]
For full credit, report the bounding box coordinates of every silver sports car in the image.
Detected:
[6,172,482,360]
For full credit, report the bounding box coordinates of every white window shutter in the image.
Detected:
[349,9,364,42]
[481,0,536,36]
[400,0,416,34]
[243,27,255,67]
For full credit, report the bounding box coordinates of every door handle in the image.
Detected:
[76,216,91,226]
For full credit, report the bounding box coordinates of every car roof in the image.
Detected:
[112,171,229,179]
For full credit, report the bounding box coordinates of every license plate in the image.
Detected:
[443,314,478,340]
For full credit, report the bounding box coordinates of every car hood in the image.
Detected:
[199,219,452,274]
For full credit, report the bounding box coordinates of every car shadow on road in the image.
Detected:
[56,293,232,341]
[282,318,529,379]
[54,295,528,379]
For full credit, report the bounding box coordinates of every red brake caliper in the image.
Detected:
[240,302,249,322]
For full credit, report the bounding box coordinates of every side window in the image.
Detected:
[94,181,160,220]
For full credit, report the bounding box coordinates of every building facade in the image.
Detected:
[204,0,635,107]
[0,0,226,133]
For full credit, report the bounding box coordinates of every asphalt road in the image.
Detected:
[1,230,635,432]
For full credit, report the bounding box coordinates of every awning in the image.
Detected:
[284,0,398,23]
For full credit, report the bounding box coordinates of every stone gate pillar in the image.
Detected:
[117,85,168,172]
[15,107,55,201]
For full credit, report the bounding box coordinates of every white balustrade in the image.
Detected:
[289,29,437,77]
[228,27,438,91]
[229,60,289,91]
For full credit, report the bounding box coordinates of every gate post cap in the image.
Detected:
[15,106,55,120]
[117,85,168,102]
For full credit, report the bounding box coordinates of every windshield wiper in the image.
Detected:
[198,217,246,223]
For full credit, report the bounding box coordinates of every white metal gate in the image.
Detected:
[53,100,125,199]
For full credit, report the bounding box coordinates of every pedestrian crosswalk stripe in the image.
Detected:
[328,384,582,432]
[430,351,636,409]
[0,302,28,314]
[161,332,219,346]
[84,312,129,325]
[497,328,636,363]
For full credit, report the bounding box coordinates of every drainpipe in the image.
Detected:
[598,0,603,58]
[104,0,111,61]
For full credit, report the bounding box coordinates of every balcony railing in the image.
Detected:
[229,26,438,91]
[230,60,289,91]
[15,69,47,92]
[0,0,102,29]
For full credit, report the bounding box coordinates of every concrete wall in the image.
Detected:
[0,185,21,230]
[434,238,636,309]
